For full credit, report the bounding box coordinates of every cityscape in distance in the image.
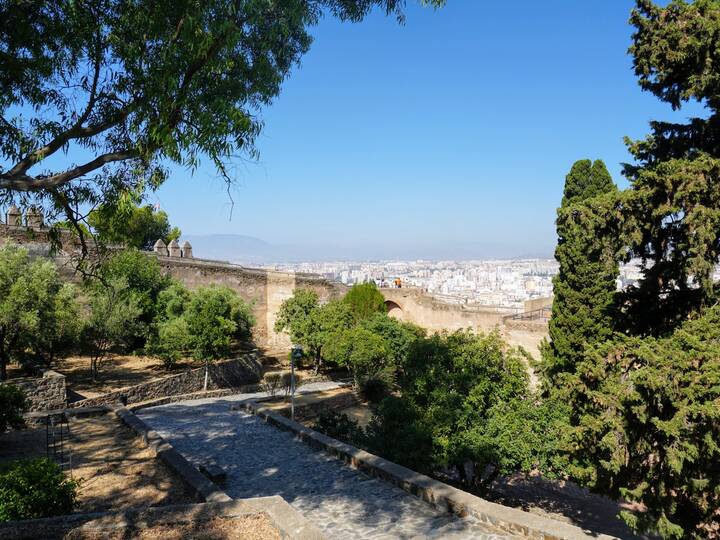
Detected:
[260,258,648,310]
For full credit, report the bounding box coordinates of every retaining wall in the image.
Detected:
[3,369,67,412]
[69,355,262,408]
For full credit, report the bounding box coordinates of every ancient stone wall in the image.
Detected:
[380,288,513,334]
[69,355,262,408]
[4,369,67,412]
[154,256,347,348]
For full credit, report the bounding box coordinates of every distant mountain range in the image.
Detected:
[183,234,553,265]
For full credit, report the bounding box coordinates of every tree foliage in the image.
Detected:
[618,0,720,334]
[0,0,443,243]
[96,249,172,343]
[395,330,532,485]
[0,385,27,433]
[82,277,144,380]
[0,458,78,522]
[566,306,720,539]
[0,246,80,380]
[544,3,720,537]
[183,285,255,362]
[88,202,180,250]
[541,159,619,386]
[343,282,387,321]
[274,289,354,372]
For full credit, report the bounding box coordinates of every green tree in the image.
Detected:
[540,159,619,386]
[0,0,443,238]
[0,246,78,380]
[183,286,255,389]
[274,289,320,347]
[552,3,720,537]
[82,277,144,381]
[274,290,353,373]
[343,282,387,321]
[0,385,27,433]
[362,396,435,474]
[0,458,78,522]
[358,313,425,371]
[396,330,531,486]
[96,249,172,347]
[567,306,720,539]
[323,326,391,385]
[88,202,181,250]
[618,0,720,335]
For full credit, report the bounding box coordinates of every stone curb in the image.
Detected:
[244,401,618,540]
[127,380,351,412]
[0,498,325,540]
[113,405,231,503]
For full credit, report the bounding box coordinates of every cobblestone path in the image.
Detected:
[139,391,518,539]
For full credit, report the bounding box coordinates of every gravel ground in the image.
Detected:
[139,388,518,540]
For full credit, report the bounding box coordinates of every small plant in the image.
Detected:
[261,372,283,397]
[0,385,27,433]
[312,410,363,446]
[281,372,303,397]
[0,458,78,522]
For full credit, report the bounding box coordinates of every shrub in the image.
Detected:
[357,374,391,404]
[155,316,190,369]
[0,385,27,433]
[312,410,362,446]
[0,458,78,522]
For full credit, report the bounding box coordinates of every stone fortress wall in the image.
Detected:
[0,207,549,353]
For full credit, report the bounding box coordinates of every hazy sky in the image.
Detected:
[153,0,702,260]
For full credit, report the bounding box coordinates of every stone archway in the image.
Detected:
[385,300,404,320]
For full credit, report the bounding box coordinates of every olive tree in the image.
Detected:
[0,246,80,380]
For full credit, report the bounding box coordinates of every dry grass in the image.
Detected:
[56,355,193,400]
[64,514,280,540]
[68,414,192,513]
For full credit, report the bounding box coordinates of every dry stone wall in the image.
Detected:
[3,369,67,412]
[70,355,262,408]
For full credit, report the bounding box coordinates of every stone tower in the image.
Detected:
[167,239,181,257]
[6,205,21,226]
[153,238,168,256]
[181,241,193,259]
[25,207,43,228]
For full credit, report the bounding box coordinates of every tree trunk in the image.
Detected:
[203,362,209,391]
[314,350,322,375]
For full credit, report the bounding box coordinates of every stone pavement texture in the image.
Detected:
[139,385,519,539]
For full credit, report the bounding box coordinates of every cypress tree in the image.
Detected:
[541,159,619,386]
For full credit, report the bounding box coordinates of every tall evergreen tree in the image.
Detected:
[541,159,619,386]
[619,0,720,335]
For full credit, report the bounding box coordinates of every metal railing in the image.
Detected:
[503,306,552,322]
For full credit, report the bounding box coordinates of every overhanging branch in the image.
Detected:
[0,150,138,191]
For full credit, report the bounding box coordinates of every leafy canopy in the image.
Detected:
[0,458,78,522]
[88,202,181,250]
[0,0,443,237]
[0,246,80,380]
[0,385,27,433]
[343,282,387,321]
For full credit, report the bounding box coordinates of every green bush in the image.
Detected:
[0,385,27,433]
[312,410,363,446]
[0,458,78,522]
[357,375,391,404]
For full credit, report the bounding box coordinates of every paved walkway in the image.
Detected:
[139,387,517,539]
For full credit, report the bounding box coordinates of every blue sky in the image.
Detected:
[154,0,700,260]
